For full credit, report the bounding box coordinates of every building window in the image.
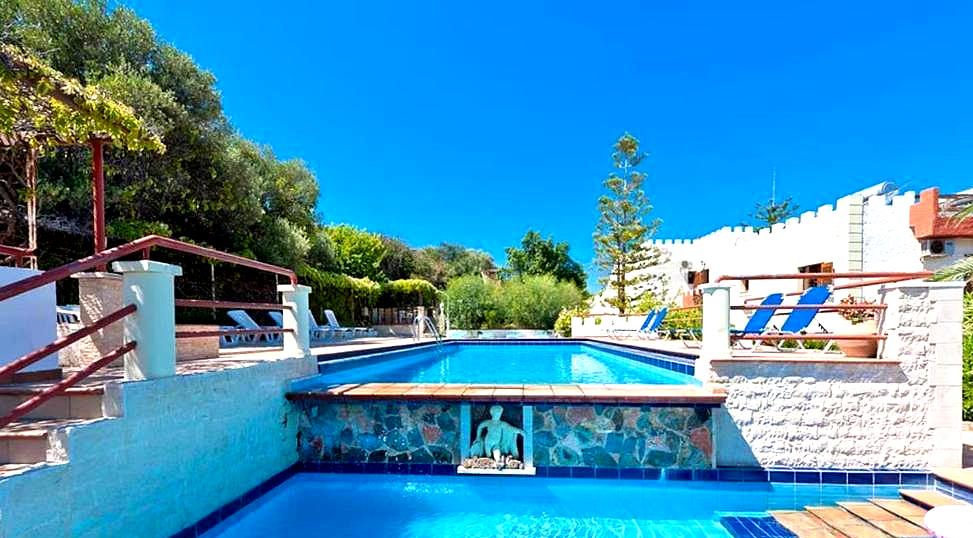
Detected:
[686,269,709,287]
[798,262,834,289]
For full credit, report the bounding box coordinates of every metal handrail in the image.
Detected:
[0,341,137,428]
[0,234,297,303]
[413,315,443,346]
[174,299,292,311]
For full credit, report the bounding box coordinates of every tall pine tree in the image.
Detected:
[593,133,666,314]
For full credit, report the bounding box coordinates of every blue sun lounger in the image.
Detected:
[608,310,656,339]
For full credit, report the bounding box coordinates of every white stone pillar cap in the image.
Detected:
[71,272,121,280]
[699,283,731,292]
[111,260,183,276]
[277,284,312,293]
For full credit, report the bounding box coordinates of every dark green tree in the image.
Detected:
[379,236,417,281]
[503,230,587,289]
[748,197,799,230]
[325,225,387,280]
[413,243,495,288]
[593,133,666,315]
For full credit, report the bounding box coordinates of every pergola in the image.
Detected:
[0,43,163,268]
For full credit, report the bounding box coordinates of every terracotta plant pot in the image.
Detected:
[837,319,878,358]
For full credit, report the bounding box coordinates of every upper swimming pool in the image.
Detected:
[315,341,698,385]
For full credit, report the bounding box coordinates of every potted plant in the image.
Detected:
[837,296,878,358]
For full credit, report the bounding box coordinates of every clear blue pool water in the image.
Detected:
[202,474,903,537]
[316,343,697,385]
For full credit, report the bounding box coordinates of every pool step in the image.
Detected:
[0,386,104,420]
[804,506,890,538]
[898,489,969,510]
[837,502,930,538]
[769,510,848,537]
[868,499,927,529]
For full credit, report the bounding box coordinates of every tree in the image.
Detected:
[325,225,387,280]
[747,197,799,230]
[379,236,417,281]
[503,230,587,289]
[593,133,666,315]
[413,243,496,288]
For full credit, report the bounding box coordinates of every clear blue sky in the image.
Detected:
[125,0,973,289]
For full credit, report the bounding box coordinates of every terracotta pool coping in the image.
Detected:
[285,382,726,405]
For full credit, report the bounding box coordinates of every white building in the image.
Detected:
[591,182,973,313]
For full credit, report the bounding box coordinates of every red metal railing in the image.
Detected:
[0,234,296,303]
[714,271,931,350]
[0,235,298,429]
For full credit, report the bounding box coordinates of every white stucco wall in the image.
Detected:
[0,267,57,372]
[0,355,316,538]
[706,281,963,470]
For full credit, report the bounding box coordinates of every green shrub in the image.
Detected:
[499,275,584,329]
[964,292,973,420]
[446,275,584,330]
[660,306,701,337]
[299,265,380,324]
[377,279,440,307]
[555,304,590,337]
[446,275,500,330]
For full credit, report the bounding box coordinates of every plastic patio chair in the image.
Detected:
[227,309,282,344]
[608,310,656,339]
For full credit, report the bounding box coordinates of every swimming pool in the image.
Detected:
[316,342,697,385]
[201,473,903,537]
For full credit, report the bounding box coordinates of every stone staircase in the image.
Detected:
[0,384,108,476]
[771,489,967,538]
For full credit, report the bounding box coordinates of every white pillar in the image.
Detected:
[415,305,427,339]
[278,284,311,358]
[699,284,732,381]
[111,260,182,381]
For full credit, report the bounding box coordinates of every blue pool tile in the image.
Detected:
[386,462,408,474]
[768,470,795,483]
[846,472,873,485]
[820,471,846,484]
[900,472,927,486]
[643,468,662,480]
[873,472,900,485]
[666,469,693,480]
[409,463,432,475]
[618,468,643,480]
[719,468,768,482]
[362,462,386,474]
[533,466,548,477]
[720,515,796,538]
[546,466,572,478]
[794,471,820,484]
[594,467,619,479]
[431,464,455,476]
[171,527,196,538]
[571,466,595,478]
[694,469,719,481]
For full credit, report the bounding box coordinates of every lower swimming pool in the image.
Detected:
[201,473,903,537]
[316,341,697,385]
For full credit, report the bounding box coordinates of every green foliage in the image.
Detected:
[748,197,799,231]
[414,243,496,288]
[377,279,440,308]
[446,275,500,330]
[635,290,666,313]
[252,217,310,269]
[964,292,973,421]
[299,266,380,325]
[325,225,387,280]
[659,307,701,334]
[593,133,667,314]
[503,230,587,289]
[554,304,590,337]
[447,274,583,330]
[379,236,417,281]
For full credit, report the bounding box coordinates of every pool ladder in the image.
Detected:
[412,315,444,347]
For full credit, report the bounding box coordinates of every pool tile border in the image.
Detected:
[170,463,300,538]
[720,515,796,538]
[297,461,932,486]
[933,475,973,504]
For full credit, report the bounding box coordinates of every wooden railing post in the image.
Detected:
[278,284,311,358]
[112,260,182,380]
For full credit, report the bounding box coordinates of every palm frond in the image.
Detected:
[932,256,973,282]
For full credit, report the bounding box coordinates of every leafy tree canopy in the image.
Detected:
[747,197,799,230]
[503,230,587,289]
[414,243,495,288]
[326,225,387,281]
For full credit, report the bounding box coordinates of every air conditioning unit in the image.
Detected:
[921,239,954,258]
[680,260,693,270]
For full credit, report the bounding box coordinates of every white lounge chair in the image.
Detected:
[323,309,375,338]
[227,310,282,344]
[268,311,331,342]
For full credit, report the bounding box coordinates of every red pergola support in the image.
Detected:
[91,138,106,256]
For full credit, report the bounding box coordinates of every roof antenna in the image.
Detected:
[771,167,777,205]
